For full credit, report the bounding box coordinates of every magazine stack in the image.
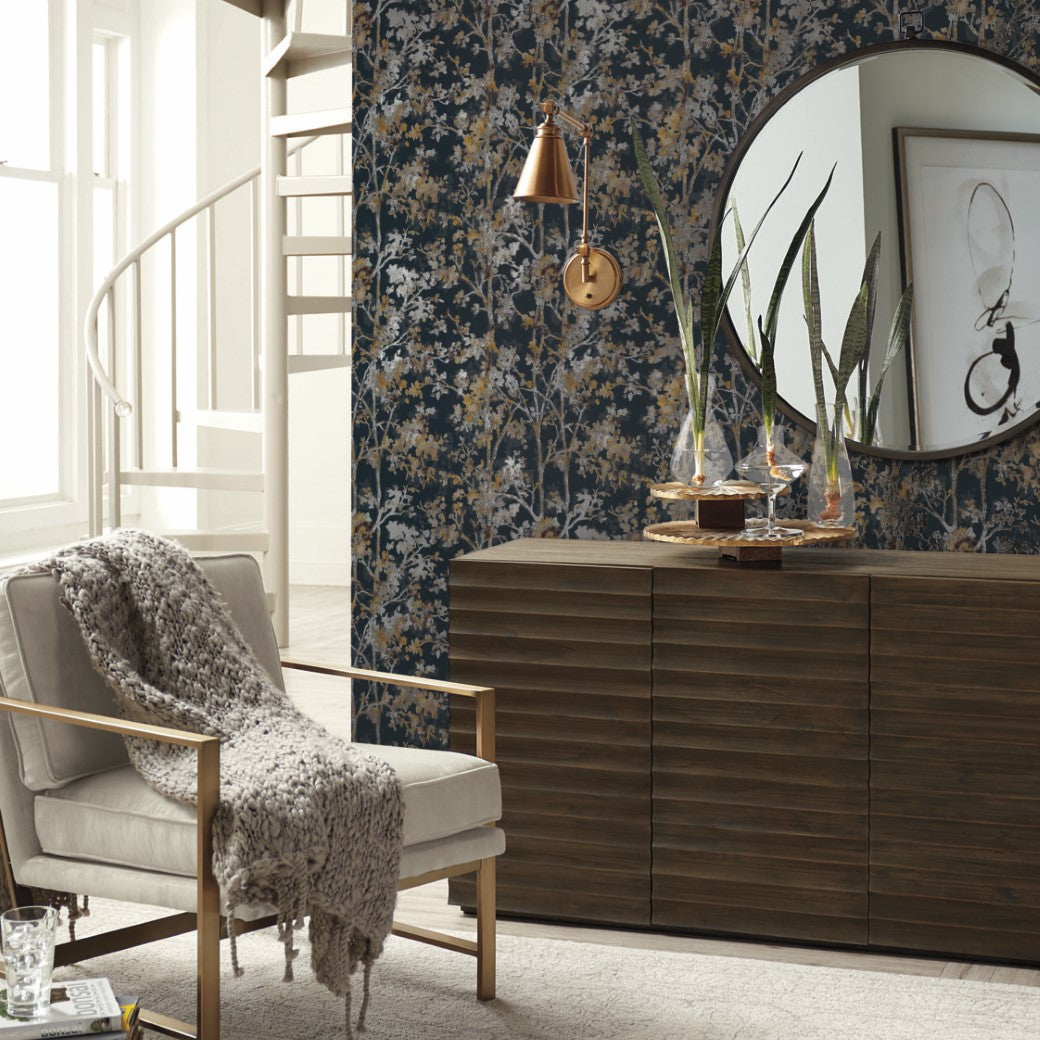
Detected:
[0,979,140,1040]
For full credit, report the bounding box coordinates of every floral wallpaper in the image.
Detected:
[352,0,1040,746]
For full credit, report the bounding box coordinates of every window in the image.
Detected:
[0,1,61,503]
[0,3,132,535]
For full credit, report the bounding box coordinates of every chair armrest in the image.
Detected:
[280,659,496,762]
[0,696,220,911]
[0,695,217,750]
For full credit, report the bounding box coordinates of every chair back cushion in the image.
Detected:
[0,552,282,791]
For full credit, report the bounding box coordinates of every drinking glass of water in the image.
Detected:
[1,906,58,1018]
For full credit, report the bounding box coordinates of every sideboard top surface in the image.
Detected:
[455,538,1040,582]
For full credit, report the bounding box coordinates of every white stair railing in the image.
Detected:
[82,130,344,544]
[84,162,265,533]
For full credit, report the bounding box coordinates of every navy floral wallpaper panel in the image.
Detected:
[351,0,1040,746]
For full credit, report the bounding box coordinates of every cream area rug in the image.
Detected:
[62,901,1037,1040]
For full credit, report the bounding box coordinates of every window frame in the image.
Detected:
[0,0,137,549]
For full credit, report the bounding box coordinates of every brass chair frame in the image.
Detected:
[0,662,496,1040]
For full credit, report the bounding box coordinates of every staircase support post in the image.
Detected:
[261,4,290,646]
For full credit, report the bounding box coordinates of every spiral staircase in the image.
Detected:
[84,0,351,644]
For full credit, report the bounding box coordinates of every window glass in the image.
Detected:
[0,1,51,170]
[92,40,109,177]
[0,179,60,499]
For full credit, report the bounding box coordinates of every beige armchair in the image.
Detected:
[0,554,502,1040]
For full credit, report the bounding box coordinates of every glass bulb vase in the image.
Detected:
[809,402,856,528]
[671,409,733,489]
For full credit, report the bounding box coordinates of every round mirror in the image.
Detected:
[715,41,1040,458]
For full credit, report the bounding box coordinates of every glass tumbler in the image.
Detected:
[1,906,58,1018]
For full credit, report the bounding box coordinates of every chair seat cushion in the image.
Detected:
[34,745,501,878]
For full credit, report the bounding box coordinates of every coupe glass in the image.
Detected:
[735,425,807,539]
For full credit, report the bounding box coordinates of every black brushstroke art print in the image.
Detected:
[963,181,1040,433]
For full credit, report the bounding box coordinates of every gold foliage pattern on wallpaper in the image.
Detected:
[352,0,1040,745]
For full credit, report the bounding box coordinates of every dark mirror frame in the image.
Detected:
[711,38,1040,461]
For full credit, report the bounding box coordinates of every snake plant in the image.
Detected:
[631,121,801,483]
[756,167,835,442]
[802,225,914,456]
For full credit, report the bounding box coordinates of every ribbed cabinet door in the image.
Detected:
[653,567,870,944]
[448,559,652,925]
[870,575,1040,960]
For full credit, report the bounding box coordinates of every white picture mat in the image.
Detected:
[901,131,1040,449]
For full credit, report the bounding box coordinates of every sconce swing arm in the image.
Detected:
[514,100,622,310]
[543,103,595,282]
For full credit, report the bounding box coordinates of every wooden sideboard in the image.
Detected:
[448,539,1040,963]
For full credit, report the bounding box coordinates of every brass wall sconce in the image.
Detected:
[514,101,622,310]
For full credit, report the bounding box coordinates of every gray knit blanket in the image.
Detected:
[39,530,403,1035]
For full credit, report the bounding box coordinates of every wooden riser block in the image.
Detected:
[695,499,746,530]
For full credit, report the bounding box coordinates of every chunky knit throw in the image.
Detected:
[38,530,404,1037]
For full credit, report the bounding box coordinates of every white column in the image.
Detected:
[261,4,290,645]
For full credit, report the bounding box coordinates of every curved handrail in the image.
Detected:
[83,136,320,414]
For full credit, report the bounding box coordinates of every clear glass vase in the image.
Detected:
[735,424,808,539]
[808,401,856,528]
[671,409,733,488]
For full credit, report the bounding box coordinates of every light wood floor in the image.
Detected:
[285,584,1040,989]
[283,585,352,740]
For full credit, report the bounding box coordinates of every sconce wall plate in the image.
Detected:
[563,247,622,310]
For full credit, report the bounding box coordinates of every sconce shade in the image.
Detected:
[514,122,579,204]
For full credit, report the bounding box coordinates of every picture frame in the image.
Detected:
[895,127,1040,451]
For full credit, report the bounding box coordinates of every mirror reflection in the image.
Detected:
[719,44,1040,456]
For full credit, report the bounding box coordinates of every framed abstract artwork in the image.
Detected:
[896,127,1040,451]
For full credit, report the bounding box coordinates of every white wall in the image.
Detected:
[137,0,201,530]
[195,0,263,536]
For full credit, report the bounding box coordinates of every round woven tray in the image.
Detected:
[643,518,856,548]
[650,479,771,502]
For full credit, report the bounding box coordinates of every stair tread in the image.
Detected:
[288,354,351,373]
[177,408,263,433]
[119,467,264,492]
[283,235,352,256]
[276,175,352,197]
[220,0,262,15]
[287,295,352,315]
[166,530,270,553]
[122,466,262,476]
[270,109,351,138]
[264,32,351,77]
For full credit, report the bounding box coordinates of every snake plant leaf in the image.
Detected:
[863,282,914,444]
[630,120,693,359]
[698,228,725,414]
[822,341,841,390]
[856,232,883,413]
[836,282,871,413]
[731,200,758,363]
[703,153,804,358]
[758,314,777,435]
[802,222,828,431]
[763,164,836,349]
